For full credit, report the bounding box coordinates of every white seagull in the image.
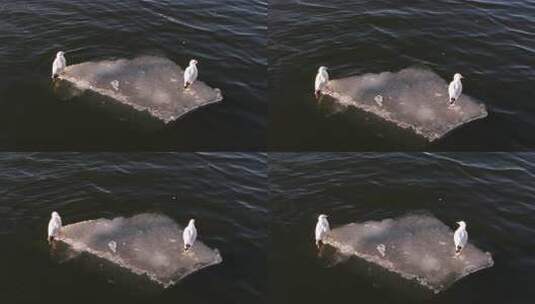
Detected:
[183,59,199,89]
[448,73,463,105]
[315,66,329,99]
[47,211,62,243]
[182,218,197,252]
[454,220,468,256]
[315,214,330,248]
[51,51,67,79]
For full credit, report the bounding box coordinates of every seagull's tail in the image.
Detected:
[184,82,190,89]
[455,246,462,254]
[450,97,456,104]
[184,244,191,252]
[315,90,321,99]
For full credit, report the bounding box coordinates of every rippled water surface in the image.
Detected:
[270,153,535,303]
[0,0,267,150]
[270,0,535,150]
[0,153,267,303]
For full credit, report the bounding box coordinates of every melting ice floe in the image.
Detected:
[56,213,222,287]
[57,56,223,123]
[323,68,487,141]
[323,214,493,293]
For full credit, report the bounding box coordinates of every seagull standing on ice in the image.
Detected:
[454,220,468,256]
[51,51,67,79]
[47,211,62,243]
[448,73,463,105]
[315,66,329,99]
[315,214,330,248]
[183,59,199,89]
[183,218,197,252]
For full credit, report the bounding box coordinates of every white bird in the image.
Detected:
[183,59,199,89]
[454,220,468,256]
[51,51,67,79]
[448,73,463,105]
[315,214,330,248]
[315,66,329,99]
[47,211,62,243]
[182,218,197,251]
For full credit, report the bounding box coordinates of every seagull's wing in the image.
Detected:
[448,81,455,99]
[183,226,197,245]
[184,67,192,84]
[191,66,198,82]
[184,66,198,84]
[315,73,322,91]
[453,228,460,246]
[315,72,328,92]
[314,222,322,241]
[460,230,468,247]
[449,81,462,100]
[191,226,197,244]
[315,220,329,241]
[47,219,54,237]
[52,58,60,76]
[454,228,467,248]
[456,82,463,99]
[183,227,191,244]
[48,217,60,237]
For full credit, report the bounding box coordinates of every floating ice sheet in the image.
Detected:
[323,214,493,293]
[323,68,487,141]
[57,213,222,287]
[58,56,223,123]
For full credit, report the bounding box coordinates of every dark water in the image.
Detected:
[270,153,535,303]
[0,153,267,303]
[0,0,267,150]
[269,0,535,151]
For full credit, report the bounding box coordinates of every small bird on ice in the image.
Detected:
[183,218,197,252]
[448,73,463,105]
[454,220,468,256]
[51,51,67,79]
[183,59,199,89]
[315,214,330,248]
[315,66,329,99]
[47,211,62,243]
